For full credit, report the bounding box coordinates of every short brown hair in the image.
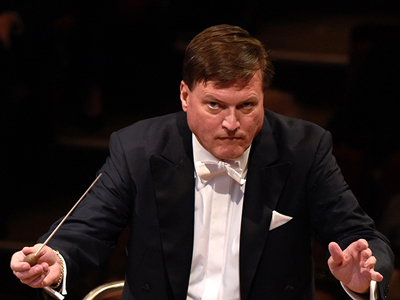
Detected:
[182,24,274,91]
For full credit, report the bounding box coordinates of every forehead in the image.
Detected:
[193,70,264,93]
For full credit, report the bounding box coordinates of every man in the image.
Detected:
[11,24,394,299]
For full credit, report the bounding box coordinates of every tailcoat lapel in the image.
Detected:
[150,113,195,300]
[149,112,292,300]
[240,115,292,300]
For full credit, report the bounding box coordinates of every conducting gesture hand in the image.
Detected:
[10,244,62,289]
[328,239,383,294]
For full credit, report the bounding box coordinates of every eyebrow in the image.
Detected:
[202,94,219,100]
[202,94,260,104]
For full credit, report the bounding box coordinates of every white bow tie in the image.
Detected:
[195,160,246,185]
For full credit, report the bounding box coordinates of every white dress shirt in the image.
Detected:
[187,135,250,300]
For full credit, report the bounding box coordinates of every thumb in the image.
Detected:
[22,246,36,256]
[328,242,344,267]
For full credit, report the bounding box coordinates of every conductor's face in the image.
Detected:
[180,70,265,160]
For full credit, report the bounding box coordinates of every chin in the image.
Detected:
[214,149,244,160]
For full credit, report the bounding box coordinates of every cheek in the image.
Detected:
[198,121,220,142]
[244,115,263,136]
[188,113,219,141]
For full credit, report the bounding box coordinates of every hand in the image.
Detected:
[10,244,62,289]
[328,239,383,294]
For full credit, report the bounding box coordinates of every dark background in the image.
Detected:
[1,1,400,299]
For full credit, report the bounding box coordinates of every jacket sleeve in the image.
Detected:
[37,131,135,290]
[307,131,394,299]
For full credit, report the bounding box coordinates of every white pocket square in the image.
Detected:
[269,210,293,231]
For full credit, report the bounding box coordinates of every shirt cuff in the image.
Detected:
[341,281,378,300]
[43,287,64,300]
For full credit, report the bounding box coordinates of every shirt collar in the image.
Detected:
[192,134,251,178]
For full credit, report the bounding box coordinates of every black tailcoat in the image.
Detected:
[41,110,394,299]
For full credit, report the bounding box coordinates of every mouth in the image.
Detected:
[218,137,243,140]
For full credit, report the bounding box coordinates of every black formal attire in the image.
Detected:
[40,109,394,300]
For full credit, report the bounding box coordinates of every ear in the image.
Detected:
[180,81,189,112]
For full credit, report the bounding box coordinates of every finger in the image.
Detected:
[16,266,45,286]
[363,255,384,282]
[26,273,47,288]
[31,277,45,287]
[21,246,37,260]
[352,239,369,253]
[31,267,51,287]
[364,247,372,257]
[370,270,384,282]
[15,264,44,281]
[41,263,50,273]
[364,256,377,268]
[360,248,376,268]
[10,251,32,272]
[23,244,44,253]
[328,242,344,264]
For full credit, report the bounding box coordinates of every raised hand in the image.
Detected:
[328,239,383,294]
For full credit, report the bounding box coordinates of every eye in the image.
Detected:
[208,102,220,109]
[238,102,255,111]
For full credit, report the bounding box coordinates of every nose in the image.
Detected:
[222,109,240,132]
